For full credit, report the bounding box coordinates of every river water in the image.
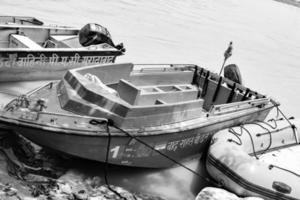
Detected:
[0,0,300,199]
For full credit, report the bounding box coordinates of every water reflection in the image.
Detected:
[68,154,212,200]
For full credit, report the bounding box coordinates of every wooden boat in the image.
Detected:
[206,119,300,200]
[0,16,124,82]
[0,63,275,168]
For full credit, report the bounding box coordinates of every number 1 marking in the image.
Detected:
[110,146,120,158]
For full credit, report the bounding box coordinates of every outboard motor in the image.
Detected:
[224,64,243,85]
[79,23,125,52]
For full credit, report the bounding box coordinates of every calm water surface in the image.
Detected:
[0,0,299,199]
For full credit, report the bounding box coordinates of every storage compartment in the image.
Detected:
[142,87,160,93]
[155,99,166,105]
[47,35,81,48]
[158,86,181,92]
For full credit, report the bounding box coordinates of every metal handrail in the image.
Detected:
[38,110,107,123]
[209,98,271,115]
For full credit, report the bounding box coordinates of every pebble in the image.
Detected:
[73,189,89,200]
[59,182,73,195]
[5,188,18,197]
[88,196,106,200]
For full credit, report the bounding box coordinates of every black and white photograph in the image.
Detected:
[0,0,299,199]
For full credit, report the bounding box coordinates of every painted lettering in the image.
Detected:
[0,53,115,68]
[166,141,179,151]
[49,53,60,64]
[179,137,194,148]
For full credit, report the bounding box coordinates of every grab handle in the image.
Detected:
[272,181,292,194]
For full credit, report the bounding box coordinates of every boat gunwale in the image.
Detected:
[0,103,275,137]
[0,48,123,53]
[0,63,276,136]
[0,24,78,30]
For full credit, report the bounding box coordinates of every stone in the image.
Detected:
[73,189,88,200]
[1,196,22,200]
[6,188,18,196]
[23,197,39,200]
[24,174,49,183]
[59,182,73,195]
[1,184,18,197]
[244,198,264,200]
[88,196,106,200]
[90,177,102,188]
[195,187,264,200]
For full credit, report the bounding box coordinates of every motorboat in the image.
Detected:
[0,16,124,82]
[0,63,275,168]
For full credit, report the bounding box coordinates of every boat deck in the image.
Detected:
[0,29,114,51]
[1,63,274,136]
[0,21,123,82]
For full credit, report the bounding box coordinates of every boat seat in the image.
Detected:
[48,35,81,48]
[84,73,118,96]
[129,69,195,86]
[117,79,141,105]
[9,34,42,49]
[117,79,200,106]
[136,84,199,106]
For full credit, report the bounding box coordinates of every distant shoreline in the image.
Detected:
[274,0,300,8]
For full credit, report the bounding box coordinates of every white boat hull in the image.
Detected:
[206,119,300,200]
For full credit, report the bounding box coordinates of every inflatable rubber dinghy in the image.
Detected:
[206,118,300,200]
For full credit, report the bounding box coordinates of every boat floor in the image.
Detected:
[259,144,300,176]
[0,80,87,116]
[0,81,50,107]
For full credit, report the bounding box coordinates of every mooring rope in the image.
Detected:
[104,122,129,200]
[240,125,260,160]
[227,125,257,157]
[251,121,273,158]
[227,121,274,160]
[271,100,298,143]
[227,126,243,145]
[105,119,219,187]
[228,116,300,179]
[263,118,278,129]
[269,164,300,178]
[88,118,129,200]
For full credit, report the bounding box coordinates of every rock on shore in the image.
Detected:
[195,187,264,200]
[0,166,167,200]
